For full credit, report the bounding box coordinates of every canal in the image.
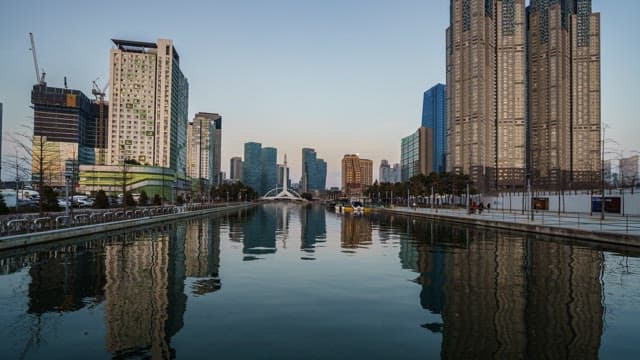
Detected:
[1,203,639,359]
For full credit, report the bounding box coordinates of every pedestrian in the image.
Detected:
[479,201,484,214]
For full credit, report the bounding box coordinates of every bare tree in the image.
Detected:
[9,128,59,213]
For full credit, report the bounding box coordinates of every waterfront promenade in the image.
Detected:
[379,206,640,247]
[0,202,256,251]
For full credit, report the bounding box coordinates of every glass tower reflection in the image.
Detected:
[300,204,327,254]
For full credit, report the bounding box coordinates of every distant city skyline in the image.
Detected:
[0,0,637,187]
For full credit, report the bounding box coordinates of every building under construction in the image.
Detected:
[31,84,108,187]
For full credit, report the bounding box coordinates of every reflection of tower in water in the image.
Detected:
[26,242,106,314]
[273,204,291,247]
[300,205,327,253]
[184,218,222,295]
[104,228,186,358]
[242,206,277,258]
[340,216,372,249]
[395,218,604,358]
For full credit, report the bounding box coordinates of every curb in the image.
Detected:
[375,208,640,248]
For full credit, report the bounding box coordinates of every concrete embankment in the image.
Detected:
[376,208,640,248]
[0,203,256,251]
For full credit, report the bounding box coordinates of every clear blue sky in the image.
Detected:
[1,0,638,186]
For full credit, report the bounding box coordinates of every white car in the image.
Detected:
[57,198,71,208]
[76,198,94,208]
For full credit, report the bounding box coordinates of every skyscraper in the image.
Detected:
[107,39,189,174]
[261,147,277,195]
[446,0,527,191]
[186,112,221,185]
[230,156,243,181]
[301,148,327,194]
[422,83,447,173]
[528,0,601,189]
[401,127,433,182]
[380,160,401,183]
[242,142,262,194]
[342,154,373,197]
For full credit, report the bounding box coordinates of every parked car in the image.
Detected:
[57,198,71,208]
[71,195,93,208]
[75,198,94,208]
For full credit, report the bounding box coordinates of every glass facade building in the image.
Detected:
[242,142,262,195]
[301,148,327,194]
[260,147,278,196]
[422,83,447,173]
[401,127,432,182]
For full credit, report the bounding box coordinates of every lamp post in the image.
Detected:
[600,124,608,221]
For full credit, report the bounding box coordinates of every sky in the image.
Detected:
[1,0,638,186]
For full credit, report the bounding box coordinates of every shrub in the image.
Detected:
[94,190,109,209]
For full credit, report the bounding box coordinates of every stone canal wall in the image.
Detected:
[0,203,256,251]
[376,207,640,248]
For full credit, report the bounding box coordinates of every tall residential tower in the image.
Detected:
[186,112,221,185]
[446,0,527,191]
[341,154,372,197]
[528,0,600,189]
[107,39,189,174]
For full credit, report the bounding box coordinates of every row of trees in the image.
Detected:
[364,172,478,200]
[209,182,258,202]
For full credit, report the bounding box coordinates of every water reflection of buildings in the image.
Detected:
[340,215,373,250]
[24,243,106,314]
[184,218,222,295]
[242,206,277,259]
[397,219,604,359]
[104,229,186,358]
[300,205,326,253]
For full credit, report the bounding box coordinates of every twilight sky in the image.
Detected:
[0,0,638,186]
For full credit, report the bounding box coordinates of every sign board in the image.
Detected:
[532,197,549,210]
[591,197,622,214]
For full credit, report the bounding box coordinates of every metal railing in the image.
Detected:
[0,202,239,238]
[388,206,640,236]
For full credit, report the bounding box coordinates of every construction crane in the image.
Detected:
[28,32,46,85]
[92,79,109,165]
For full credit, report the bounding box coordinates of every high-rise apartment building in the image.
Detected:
[422,83,447,173]
[341,154,373,197]
[301,148,327,194]
[107,39,189,174]
[619,155,639,188]
[528,0,600,189]
[186,112,221,185]
[401,127,433,182]
[379,160,402,184]
[230,156,243,181]
[379,160,391,183]
[446,0,527,191]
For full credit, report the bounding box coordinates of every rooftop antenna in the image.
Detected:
[64,76,68,89]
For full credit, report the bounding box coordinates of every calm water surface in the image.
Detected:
[1,204,639,359]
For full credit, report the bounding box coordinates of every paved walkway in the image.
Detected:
[386,206,640,237]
